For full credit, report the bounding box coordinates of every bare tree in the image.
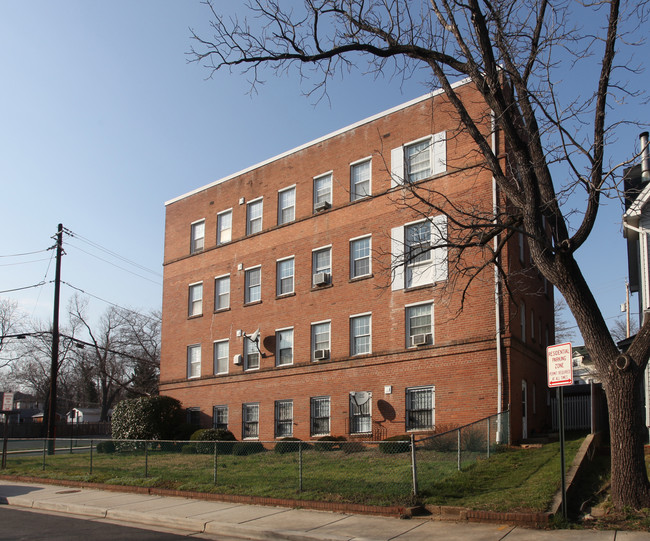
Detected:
[0,298,26,370]
[189,0,650,508]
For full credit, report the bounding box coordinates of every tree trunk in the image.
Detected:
[606,363,650,508]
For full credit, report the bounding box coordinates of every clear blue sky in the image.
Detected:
[0,2,642,342]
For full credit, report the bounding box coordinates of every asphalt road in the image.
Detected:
[0,506,232,540]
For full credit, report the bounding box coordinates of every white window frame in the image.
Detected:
[275,327,294,366]
[246,198,263,235]
[312,245,332,286]
[190,219,205,254]
[188,282,203,317]
[405,301,434,348]
[245,266,262,304]
[310,396,331,436]
[213,405,228,430]
[242,403,259,439]
[276,257,295,296]
[311,320,331,361]
[278,185,296,225]
[274,399,293,438]
[187,344,201,379]
[349,391,372,434]
[214,274,230,311]
[244,337,260,371]
[390,132,446,186]
[350,313,372,356]
[405,386,435,431]
[313,172,333,211]
[217,209,233,245]
[350,157,371,201]
[213,339,229,375]
[350,235,372,279]
[405,220,433,266]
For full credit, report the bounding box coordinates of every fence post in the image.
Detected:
[457,429,461,471]
[90,439,93,475]
[410,434,418,497]
[144,441,149,478]
[42,439,47,471]
[213,441,218,485]
[298,441,303,492]
[487,418,491,459]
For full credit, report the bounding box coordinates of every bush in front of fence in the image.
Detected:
[314,435,347,451]
[232,441,266,456]
[96,440,116,454]
[190,428,237,454]
[274,437,314,454]
[111,396,185,440]
[379,434,411,454]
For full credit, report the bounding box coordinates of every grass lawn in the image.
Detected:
[0,434,585,511]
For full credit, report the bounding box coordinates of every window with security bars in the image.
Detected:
[213,405,228,430]
[242,403,259,439]
[275,400,293,437]
[246,199,263,235]
[406,386,434,430]
[405,139,431,182]
[349,392,372,434]
[350,160,371,200]
[310,396,330,436]
[213,340,229,375]
[276,258,294,295]
[278,187,295,224]
[350,315,371,355]
[350,236,371,278]
[217,210,232,245]
[276,328,293,366]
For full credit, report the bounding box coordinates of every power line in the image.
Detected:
[0,257,53,268]
[0,248,50,258]
[0,281,50,295]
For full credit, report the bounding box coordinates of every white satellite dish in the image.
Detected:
[250,329,260,342]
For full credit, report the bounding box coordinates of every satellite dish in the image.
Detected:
[351,391,371,405]
[250,329,260,342]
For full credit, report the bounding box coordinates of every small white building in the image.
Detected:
[66,408,106,424]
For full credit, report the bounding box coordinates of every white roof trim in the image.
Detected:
[165,77,472,206]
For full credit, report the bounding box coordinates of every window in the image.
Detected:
[406,386,435,430]
[217,210,232,245]
[276,258,294,296]
[190,220,205,254]
[244,337,260,370]
[312,246,331,286]
[213,340,229,375]
[187,407,201,427]
[275,400,293,437]
[188,282,203,317]
[213,405,228,430]
[350,314,371,356]
[521,301,526,343]
[311,321,331,361]
[310,396,330,436]
[390,132,446,186]
[187,344,201,379]
[278,186,296,225]
[531,310,535,342]
[350,159,371,200]
[242,403,259,439]
[406,303,433,347]
[214,275,230,311]
[313,173,332,211]
[246,198,263,235]
[349,391,372,434]
[391,215,447,290]
[350,236,371,278]
[276,328,293,366]
[245,267,261,304]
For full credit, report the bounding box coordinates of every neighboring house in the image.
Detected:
[160,80,554,443]
[66,408,107,424]
[622,131,650,439]
[0,391,42,423]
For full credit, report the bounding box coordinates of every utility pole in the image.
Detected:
[46,223,63,454]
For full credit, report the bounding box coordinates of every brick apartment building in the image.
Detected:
[160,80,553,443]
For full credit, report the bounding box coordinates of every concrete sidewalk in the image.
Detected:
[0,480,648,540]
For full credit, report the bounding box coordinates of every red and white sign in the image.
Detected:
[547,342,573,388]
[2,392,14,412]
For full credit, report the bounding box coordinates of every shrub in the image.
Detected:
[190,428,237,454]
[181,444,197,454]
[342,441,366,454]
[111,396,185,441]
[314,435,346,452]
[379,434,411,454]
[96,440,116,454]
[462,427,486,452]
[232,441,266,456]
[274,437,312,454]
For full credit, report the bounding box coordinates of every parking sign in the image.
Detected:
[547,342,573,387]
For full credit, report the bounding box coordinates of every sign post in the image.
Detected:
[1,393,14,469]
[547,342,573,520]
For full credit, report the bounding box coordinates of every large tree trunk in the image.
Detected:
[606,364,650,507]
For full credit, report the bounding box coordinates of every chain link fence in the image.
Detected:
[0,411,509,506]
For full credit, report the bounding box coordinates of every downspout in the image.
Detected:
[492,110,504,444]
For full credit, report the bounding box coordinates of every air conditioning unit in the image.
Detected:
[314,201,331,212]
[313,272,330,286]
[233,354,243,365]
[411,333,432,347]
[314,349,330,360]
